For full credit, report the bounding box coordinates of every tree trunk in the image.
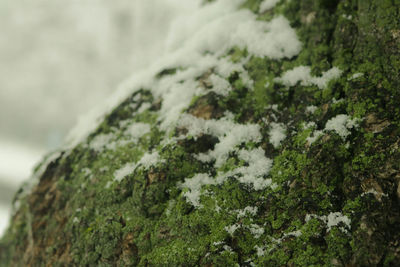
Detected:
[1,0,400,266]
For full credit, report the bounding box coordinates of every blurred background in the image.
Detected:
[0,0,200,236]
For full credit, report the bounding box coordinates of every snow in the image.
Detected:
[275,66,342,89]
[209,74,232,96]
[259,0,280,13]
[179,114,262,167]
[181,173,216,207]
[325,114,358,140]
[305,105,318,114]
[138,151,164,169]
[125,122,151,139]
[306,212,351,233]
[225,224,240,235]
[233,15,302,59]
[236,206,258,219]
[248,224,264,238]
[306,130,324,145]
[65,0,303,147]
[89,133,115,152]
[114,163,136,182]
[349,72,363,80]
[268,122,286,148]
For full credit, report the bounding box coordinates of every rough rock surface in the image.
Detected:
[1,0,400,266]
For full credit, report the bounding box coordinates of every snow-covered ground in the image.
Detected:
[0,0,200,236]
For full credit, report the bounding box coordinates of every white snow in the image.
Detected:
[275,66,342,89]
[89,133,115,152]
[268,122,286,148]
[325,114,358,140]
[248,224,264,238]
[114,163,136,182]
[306,212,351,233]
[125,122,151,139]
[179,114,262,167]
[259,0,280,13]
[137,151,164,169]
[306,130,324,145]
[181,173,216,207]
[209,74,232,96]
[305,105,318,114]
[225,224,240,235]
[349,72,363,80]
[233,15,302,59]
[236,206,258,219]
[65,0,303,147]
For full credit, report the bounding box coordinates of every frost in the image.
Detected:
[325,114,359,140]
[275,66,342,89]
[259,0,280,13]
[268,122,286,148]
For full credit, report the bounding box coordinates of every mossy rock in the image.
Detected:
[1,0,400,266]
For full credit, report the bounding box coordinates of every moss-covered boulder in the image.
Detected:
[1,0,400,266]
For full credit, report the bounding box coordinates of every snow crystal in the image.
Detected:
[259,0,280,13]
[114,163,136,182]
[268,122,286,148]
[275,66,342,89]
[125,122,151,140]
[325,114,358,140]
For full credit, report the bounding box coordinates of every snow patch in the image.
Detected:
[325,114,358,140]
[268,122,286,148]
[114,163,136,182]
[259,0,280,13]
[125,122,151,140]
[306,212,351,233]
[275,66,342,89]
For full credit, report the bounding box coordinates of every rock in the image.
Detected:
[1,0,400,266]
